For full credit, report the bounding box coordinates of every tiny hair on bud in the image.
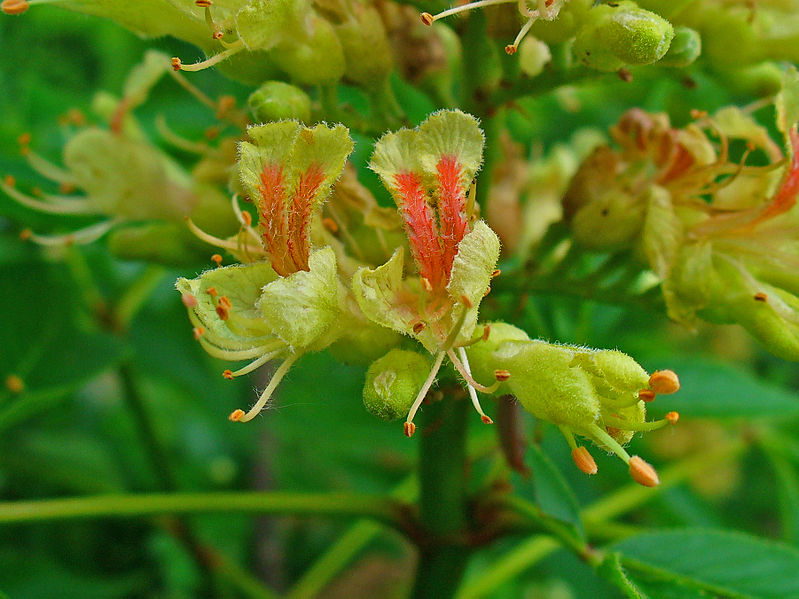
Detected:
[649,370,680,395]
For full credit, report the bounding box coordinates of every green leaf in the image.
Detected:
[643,356,799,420]
[513,443,585,539]
[614,529,799,598]
[597,552,644,599]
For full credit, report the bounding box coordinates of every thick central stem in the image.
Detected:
[412,391,471,599]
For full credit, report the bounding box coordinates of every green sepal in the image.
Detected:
[641,184,682,279]
[259,247,343,351]
[362,349,431,421]
[777,65,799,139]
[176,261,278,352]
[370,128,423,201]
[351,248,420,339]
[446,220,501,340]
[238,120,302,203]
[659,26,701,68]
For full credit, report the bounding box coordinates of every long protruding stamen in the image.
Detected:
[447,348,500,394]
[1,178,94,215]
[25,219,119,246]
[156,115,208,154]
[198,337,281,361]
[230,194,261,245]
[230,354,299,423]
[225,349,283,378]
[404,351,446,437]
[174,40,245,73]
[586,423,632,464]
[505,14,536,55]
[602,414,678,432]
[457,346,493,424]
[25,150,77,185]
[442,302,471,349]
[421,0,517,24]
[186,217,260,254]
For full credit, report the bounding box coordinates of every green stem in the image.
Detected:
[412,393,472,599]
[0,491,406,528]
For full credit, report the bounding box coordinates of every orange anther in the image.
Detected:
[505,45,517,55]
[218,295,232,309]
[404,422,416,437]
[460,294,473,309]
[491,269,501,279]
[617,68,633,83]
[212,31,224,40]
[420,11,433,25]
[211,253,223,266]
[421,277,433,293]
[481,415,494,425]
[4,175,15,187]
[204,126,220,140]
[206,287,218,297]
[322,217,339,233]
[571,446,598,475]
[754,292,768,302]
[59,182,76,194]
[195,0,211,6]
[216,95,236,117]
[19,228,32,241]
[215,305,229,320]
[629,456,660,487]
[638,389,656,402]
[181,293,198,308]
[412,321,426,334]
[5,374,24,393]
[192,326,205,340]
[1,0,29,14]
[690,109,708,120]
[171,57,182,71]
[17,133,31,146]
[229,409,245,422]
[241,211,252,227]
[494,369,510,382]
[648,370,680,395]
[665,411,680,425]
[483,286,491,298]
[222,369,234,380]
[482,325,490,341]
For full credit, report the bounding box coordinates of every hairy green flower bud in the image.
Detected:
[248,81,312,123]
[467,322,529,387]
[272,17,346,85]
[530,0,593,44]
[333,3,394,88]
[363,349,431,420]
[659,26,701,67]
[571,188,646,250]
[574,2,674,71]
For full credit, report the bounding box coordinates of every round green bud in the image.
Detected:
[659,26,701,67]
[248,81,312,123]
[272,18,346,85]
[571,189,646,250]
[467,322,530,386]
[496,340,601,430]
[574,2,674,71]
[518,37,552,78]
[603,4,674,66]
[334,5,393,88]
[363,349,431,421]
[531,0,593,43]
